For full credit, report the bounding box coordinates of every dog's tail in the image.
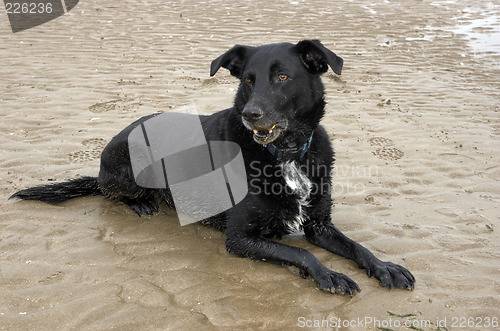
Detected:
[9,176,101,203]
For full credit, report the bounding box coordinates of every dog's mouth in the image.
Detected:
[252,123,281,145]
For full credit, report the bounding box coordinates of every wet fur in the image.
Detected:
[10,40,415,294]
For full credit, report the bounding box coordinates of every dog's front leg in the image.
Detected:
[225,229,360,295]
[304,221,415,290]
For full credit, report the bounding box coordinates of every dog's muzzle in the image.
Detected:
[241,106,284,145]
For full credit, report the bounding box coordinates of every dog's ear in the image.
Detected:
[294,40,343,75]
[210,45,253,78]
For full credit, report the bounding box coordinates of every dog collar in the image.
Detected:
[265,131,314,161]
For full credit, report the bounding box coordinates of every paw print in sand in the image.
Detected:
[369,137,394,147]
[69,138,107,163]
[89,98,140,113]
[369,137,404,160]
[373,147,404,160]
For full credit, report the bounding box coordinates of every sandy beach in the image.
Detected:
[1,0,499,329]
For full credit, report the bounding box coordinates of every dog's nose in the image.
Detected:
[242,106,263,123]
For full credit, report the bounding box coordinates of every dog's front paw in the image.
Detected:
[308,266,361,295]
[367,261,415,290]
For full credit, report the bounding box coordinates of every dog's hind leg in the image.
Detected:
[121,194,159,216]
[98,131,167,217]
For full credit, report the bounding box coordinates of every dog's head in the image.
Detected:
[210,40,343,145]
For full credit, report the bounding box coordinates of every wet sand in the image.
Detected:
[1,0,499,330]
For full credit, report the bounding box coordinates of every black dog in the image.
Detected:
[11,40,414,294]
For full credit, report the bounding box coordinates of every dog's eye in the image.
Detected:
[244,77,253,84]
[278,74,288,81]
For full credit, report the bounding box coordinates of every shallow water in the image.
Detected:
[434,0,500,64]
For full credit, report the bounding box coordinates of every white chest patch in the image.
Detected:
[281,161,312,233]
